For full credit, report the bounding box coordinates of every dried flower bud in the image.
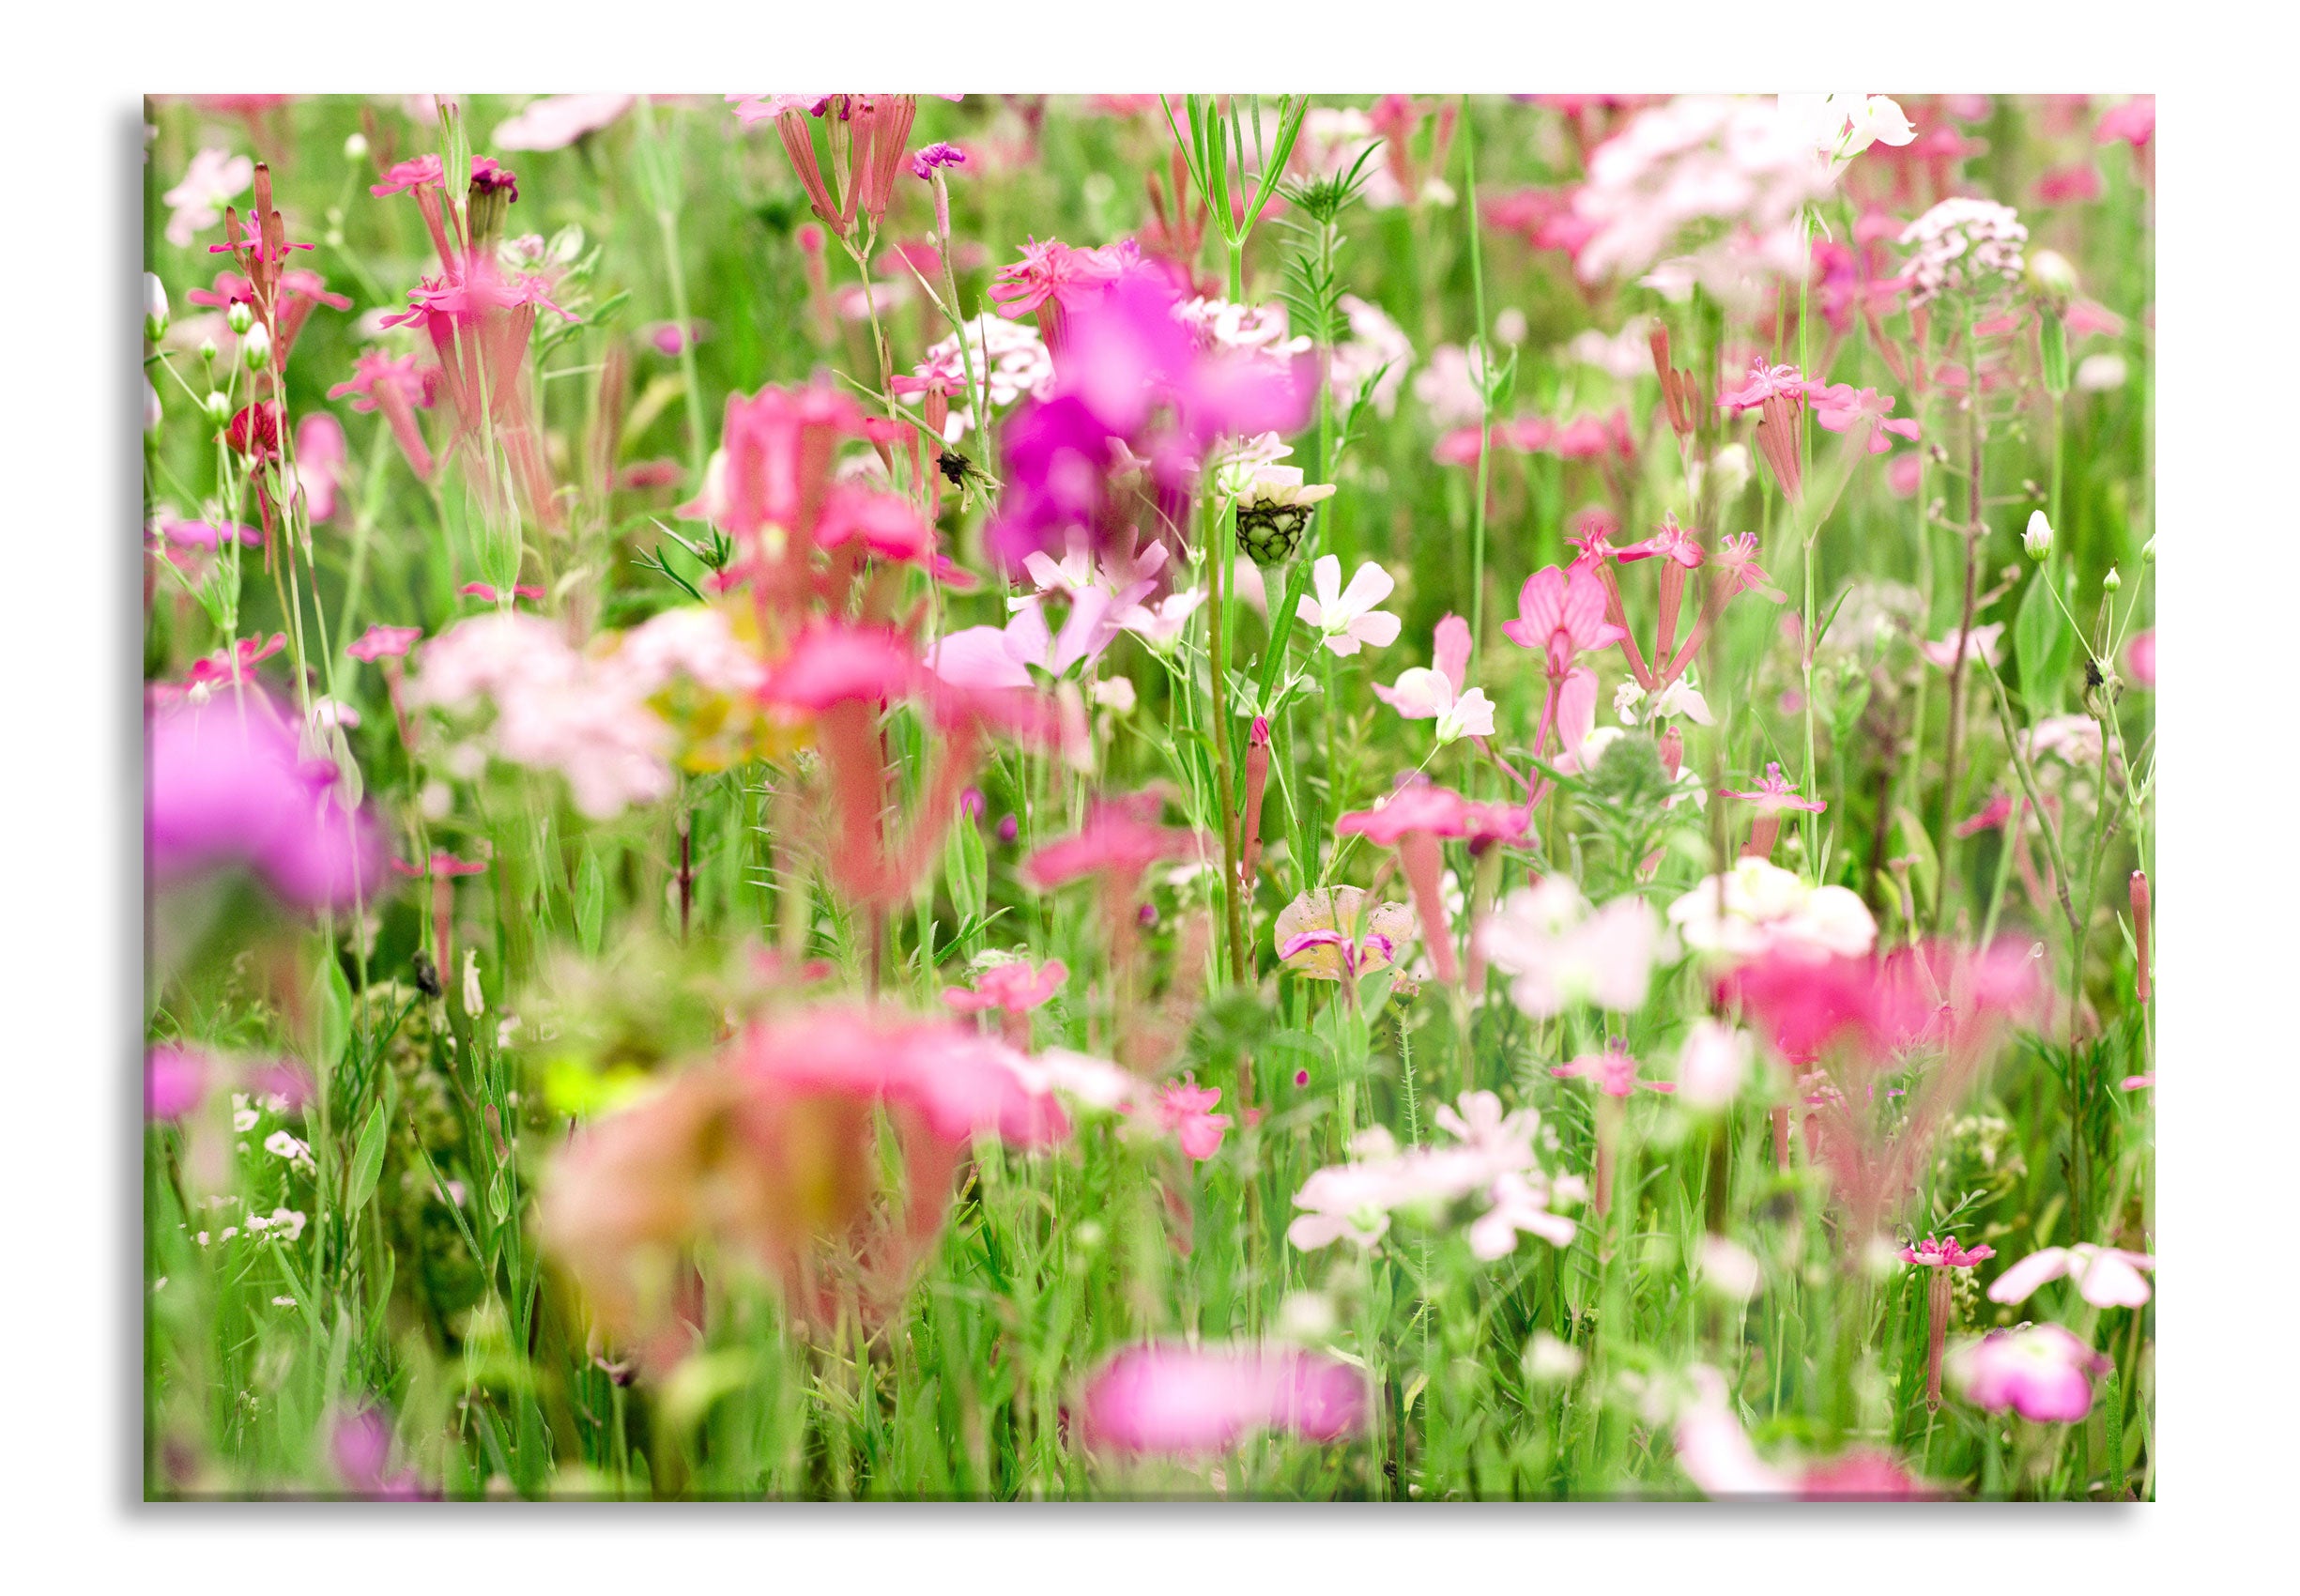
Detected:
[2023,510,2053,561]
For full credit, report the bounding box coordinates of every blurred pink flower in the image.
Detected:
[1553,1039,1675,1098]
[145,1045,212,1121]
[1675,1368,1929,1499]
[1807,384,1921,453]
[1373,613,1495,744]
[1919,622,2004,670]
[2125,629,2154,690]
[146,690,384,912]
[346,624,422,663]
[943,958,1068,1017]
[161,148,253,247]
[1080,1344,1365,1456]
[288,412,346,523]
[2094,96,2154,148]
[1022,793,1199,892]
[1721,761,1828,816]
[329,1405,430,1499]
[1948,1324,2110,1423]
[1987,1243,2155,1309]
[1502,565,1627,680]
[329,348,437,483]
[1154,1077,1232,1160]
[492,93,635,151]
[1478,880,1659,1017]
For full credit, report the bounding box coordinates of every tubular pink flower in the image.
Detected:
[1080,1344,1365,1456]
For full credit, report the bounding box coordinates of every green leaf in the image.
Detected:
[313,959,352,1084]
[346,1098,389,1213]
[575,848,606,958]
[2013,563,2076,714]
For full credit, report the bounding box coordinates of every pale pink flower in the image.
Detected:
[1986,1243,2156,1309]
[492,94,635,151]
[162,148,253,247]
[1918,622,2004,670]
[1947,1324,2109,1423]
[1296,557,1403,657]
[345,625,422,663]
[1372,613,1493,744]
[1675,1367,1929,1499]
[1806,384,1921,453]
[1080,1344,1365,1456]
[1720,761,1828,815]
[146,1044,213,1121]
[2124,629,2155,690]
[1675,1020,1755,1109]
[1666,858,1878,961]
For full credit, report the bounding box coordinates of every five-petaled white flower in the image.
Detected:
[1296,557,1403,657]
[1374,614,1494,744]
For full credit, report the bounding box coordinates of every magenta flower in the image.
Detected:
[329,348,437,483]
[1021,794,1198,892]
[1900,1235,1996,1269]
[910,141,966,178]
[346,624,423,663]
[1986,1243,2156,1309]
[1080,1344,1365,1456]
[1716,360,1812,414]
[1153,1076,1233,1161]
[145,1044,212,1121]
[1617,511,1707,569]
[1336,778,1530,988]
[1948,1324,2111,1423]
[1502,565,1626,680]
[329,1405,430,1500]
[146,691,385,912]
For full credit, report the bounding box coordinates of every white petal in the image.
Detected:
[1986,1248,2073,1304]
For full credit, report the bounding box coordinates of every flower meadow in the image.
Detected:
[141,90,2155,1503]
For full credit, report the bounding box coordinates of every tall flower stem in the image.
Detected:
[1206,495,1249,985]
[1933,303,1985,935]
[1462,100,1492,657]
[636,98,709,481]
[1799,211,1819,866]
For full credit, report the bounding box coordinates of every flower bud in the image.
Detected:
[144,377,162,433]
[2102,565,2121,592]
[2023,509,2053,560]
[202,391,233,424]
[2140,535,2155,564]
[143,272,169,342]
[225,300,255,337]
[198,336,219,366]
[1709,442,1752,502]
[239,320,272,372]
[344,131,369,161]
[2027,248,2078,310]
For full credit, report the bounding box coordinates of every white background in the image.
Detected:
[7,4,2286,1586]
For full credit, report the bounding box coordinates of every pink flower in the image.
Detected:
[1806,384,1921,453]
[1617,511,1706,568]
[1154,1077,1233,1161]
[1021,793,1199,891]
[346,624,422,663]
[1899,1235,1996,1269]
[1079,1344,1365,1456]
[329,1405,430,1500]
[1501,565,1627,679]
[145,1045,213,1121]
[942,958,1068,1017]
[329,348,437,483]
[2032,163,2103,206]
[1720,761,1828,815]
[1947,1324,2110,1423]
[1986,1243,2156,1309]
[491,93,635,152]
[1552,1039,1674,1098]
[1954,793,2016,838]
[1710,533,1786,604]
[457,582,546,604]
[1717,360,1812,414]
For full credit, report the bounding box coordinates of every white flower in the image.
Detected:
[1899,197,2029,309]
[2023,510,2054,560]
[2075,352,2128,392]
[1477,882,1661,1017]
[1666,858,1878,960]
[1412,344,1492,429]
[1696,1235,1764,1301]
[1213,433,1337,509]
[1524,1331,1585,1383]
[233,1106,261,1134]
[1779,93,1915,163]
[263,1130,311,1163]
[1676,1020,1754,1109]
[462,948,484,1018]
[1613,676,1715,729]
[1296,557,1403,657]
[1091,676,1137,714]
